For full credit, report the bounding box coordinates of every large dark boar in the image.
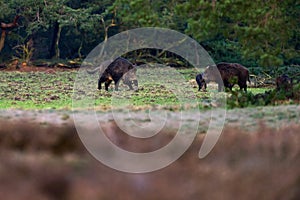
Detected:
[276,74,293,91]
[87,57,138,91]
[195,73,207,91]
[202,62,250,92]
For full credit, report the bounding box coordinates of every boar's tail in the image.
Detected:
[86,66,101,74]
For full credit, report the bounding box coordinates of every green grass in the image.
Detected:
[0,68,282,110]
[247,87,269,95]
[0,71,76,109]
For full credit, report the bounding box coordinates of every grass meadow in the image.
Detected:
[0,68,272,110]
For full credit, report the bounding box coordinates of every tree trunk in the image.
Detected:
[212,0,216,10]
[54,25,62,59]
[0,31,6,52]
[78,40,83,58]
[49,21,62,59]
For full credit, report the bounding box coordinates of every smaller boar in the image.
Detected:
[276,74,293,91]
[203,62,250,92]
[122,67,139,91]
[195,73,207,91]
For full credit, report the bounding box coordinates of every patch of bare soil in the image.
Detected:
[0,106,299,200]
[0,63,77,73]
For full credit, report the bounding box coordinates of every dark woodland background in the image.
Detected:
[0,0,299,69]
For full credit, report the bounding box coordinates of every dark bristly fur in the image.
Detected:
[276,74,293,91]
[203,62,251,92]
[87,57,138,91]
[195,73,207,91]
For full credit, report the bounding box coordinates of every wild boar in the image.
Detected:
[202,62,250,92]
[87,57,138,91]
[276,74,293,91]
[195,73,207,91]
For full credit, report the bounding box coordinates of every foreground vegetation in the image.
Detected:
[0,114,300,199]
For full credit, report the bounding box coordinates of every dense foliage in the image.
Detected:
[0,0,299,68]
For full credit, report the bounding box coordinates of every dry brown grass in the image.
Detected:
[0,119,299,200]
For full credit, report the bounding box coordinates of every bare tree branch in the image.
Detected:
[0,15,20,52]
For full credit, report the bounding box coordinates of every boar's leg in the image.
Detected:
[115,82,119,91]
[98,80,102,90]
[222,80,232,91]
[238,81,247,92]
[113,77,122,91]
[241,85,247,92]
[199,81,207,91]
[105,79,112,91]
[98,74,109,90]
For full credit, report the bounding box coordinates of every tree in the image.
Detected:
[111,0,185,30]
[0,0,298,66]
[1,0,115,59]
[177,0,300,66]
[111,0,300,67]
